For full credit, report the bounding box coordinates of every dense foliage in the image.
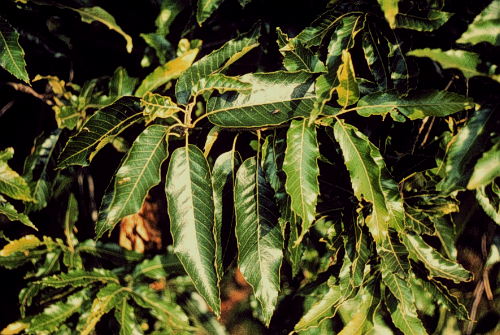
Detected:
[0,0,499,334]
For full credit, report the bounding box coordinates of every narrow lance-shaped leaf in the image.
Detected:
[28,289,90,334]
[336,50,359,107]
[234,157,283,325]
[0,234,41,257]
[377,0,399,28]
[467,142,500,189]
[0,16,29,83]
[402,233,471,283]
[0,195,35,229]
[40,269,119,288]
[176,26,260,104]
[437,107,495,194]
[276,27,326,73]
[457,0,500,46]
[96,125,169,238]
[80,283,128,335]
[333,121,403,243]
[132,254,183,280]
[283,119,320,243]
[396,10,453,31]
[165,145,220,315]
[357,90,474,120]
[0,148,33,202]
[385,293,428,335]
[475,184,500,224]
[337,285,375,335]
[197,0,225,26]
[362,24,389,90]
[68,6,133,53]
[114,297,144,335]
[191,73,252,98]
[135,48,199,97]
[58,97,142,169]
[212,150,240,282]
[208,71,316,128]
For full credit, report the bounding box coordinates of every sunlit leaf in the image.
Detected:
[165,145,220,316]
[396,10,453,31]
[475,183,500,224]
[0,148,33,202]
[114,297,143,335]
[335,50,359,107]
[467,142,500,189]
[58,97,142,169]
[385,294,427,335]
[40,269,119,288]
[208,71,315,127]
[176,26,260,104]
[0,195,35,229]
[0,16,29,83]
[457,0,500,46]
[135,48,199,97]
[283,119,320,243]
[0,235,41,256]
[338,285,375,335]
[377,0,399,28]
[333,121,403,242]
[141,93,182,124]
[191,73,252,98]
[234,157,283,325]
[197,0,225,25]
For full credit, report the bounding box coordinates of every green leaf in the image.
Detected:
[335,50,359,107]
[109,67,138,99]
[396,10,453,31]
[77,240,144,263]
[23,130,61,212]
[114,297,143,335]
[357,90,474,120]
[176,27,260,104]
[135,48,199,97]
[457,0,500,46]
[437,107,495,193]
[197,0,225,25]
[155,0,186,36]
[40,269,119,288]
[96,125,169,238]
[467,142,500,189]
[362,26,389,90]
[333,121,403,242]
[338,285,375,335]
[402,233,471,282]
[165,145,220,316]
[407,48,492,80]
[0,16,29,83]
[207,71,316,128]
[140,33,173,64]
[80,283,128,335]
[283,119,320,243]
[234,157,283,325]
[19,283,41,317]
[0,195,35,229]
[385,294,428,335]
[69,6,133,53]
[132,254,183,280]
[475,183,500,224]
[0,148,33,202]
[58,97,142,169]
[141,93,183,124]
[377,0,399,28]
[191,73,252,98]
[0,235,41,256]
[212,150,240,281]
[276,27,326,73]
[28,289,89,333]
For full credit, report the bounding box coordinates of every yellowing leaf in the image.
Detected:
[378,0,399,29]
[0,235,41,256]
[336,50,359,107]
[0,148,34,202]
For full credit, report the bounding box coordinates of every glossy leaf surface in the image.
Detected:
[0,148,33,202]
[457,0,500,46]
[0,16,29,83]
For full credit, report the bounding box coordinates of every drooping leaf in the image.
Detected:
[362,25,390,90]
[377,0,399,28]
[23,130,61,212]
[0,148,33,202]
[402,233,471,283]
[475,183,500,224]
[96,125,169,238]
[114,297,144,335]
[19,283,41,317]
[0,16,29,83]
[385,294,428,335]
[0,235,41,256]
[335,50,359,107]
[80,283,127,335]
[181,291,228,335]
[155,0,186,36]
[165,145,220,316]
[68,6,133,53]
[208,71,315,127]
[437,107,495,194]
[276,27,326,73]
[283,119,320,243]
[77,240,144,263]
[28,290,89,333]
[457,0,500,46]
[407,48,493,80]
[396,10,453,31]
[467,142,500,189]
[203,126,221,157]
[58,97,142,169]
[132,254,183,280]
[176,27,260,104]
[357,90,474,120]
[109,67,138,99]
[40,269,119,288]
[191,73,252,98]
[337,285,375,335]
[346,221,371,287]
[212,150,240,281]
[333,121,403,242]
[135,48,199,97]
[0,195,35,229]
[234,157,283,325]
[196,0,225,26]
